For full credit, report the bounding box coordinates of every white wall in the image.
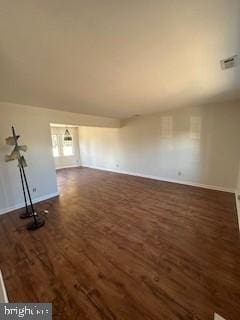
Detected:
[233,157,240,232]
[51,127,80,169]
[236,161,240,230]
[79,101,240,192]
[237,162,240,195]
[0,102,119,214]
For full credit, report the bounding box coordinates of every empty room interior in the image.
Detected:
[0,1,240,320]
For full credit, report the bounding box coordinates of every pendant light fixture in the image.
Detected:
[64,129,72,142]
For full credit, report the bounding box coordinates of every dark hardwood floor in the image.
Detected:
[0,167,240,320]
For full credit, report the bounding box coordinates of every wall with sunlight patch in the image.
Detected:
[79,101,240,192]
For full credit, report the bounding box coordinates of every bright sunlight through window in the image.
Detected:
[51,133,74,157]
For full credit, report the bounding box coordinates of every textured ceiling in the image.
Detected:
[0,0,240,118]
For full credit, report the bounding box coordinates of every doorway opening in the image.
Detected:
[50,124,80,170]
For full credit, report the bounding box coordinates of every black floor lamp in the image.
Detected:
[5,126,45,230]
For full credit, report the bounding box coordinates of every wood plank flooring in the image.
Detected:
[0,167,240,320]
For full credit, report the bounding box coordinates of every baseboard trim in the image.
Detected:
[235,192,240,232]
[82,165,235,193]
[56,164,81,170]
[0,270,8,303]
[0,192,59,216]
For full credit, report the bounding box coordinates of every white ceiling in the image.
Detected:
[0,0,240,119]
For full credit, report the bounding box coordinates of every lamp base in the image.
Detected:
[19,210,32,219]
[27,217,45,230]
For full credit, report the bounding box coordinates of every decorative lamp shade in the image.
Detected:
[64,129,72,142]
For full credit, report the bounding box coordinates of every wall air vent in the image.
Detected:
[220,55,238,70]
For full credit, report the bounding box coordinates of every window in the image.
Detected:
[63,136,74,156]
[52,134,59,157]
[51,130,74,157]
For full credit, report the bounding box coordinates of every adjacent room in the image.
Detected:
[0,1,240,320]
